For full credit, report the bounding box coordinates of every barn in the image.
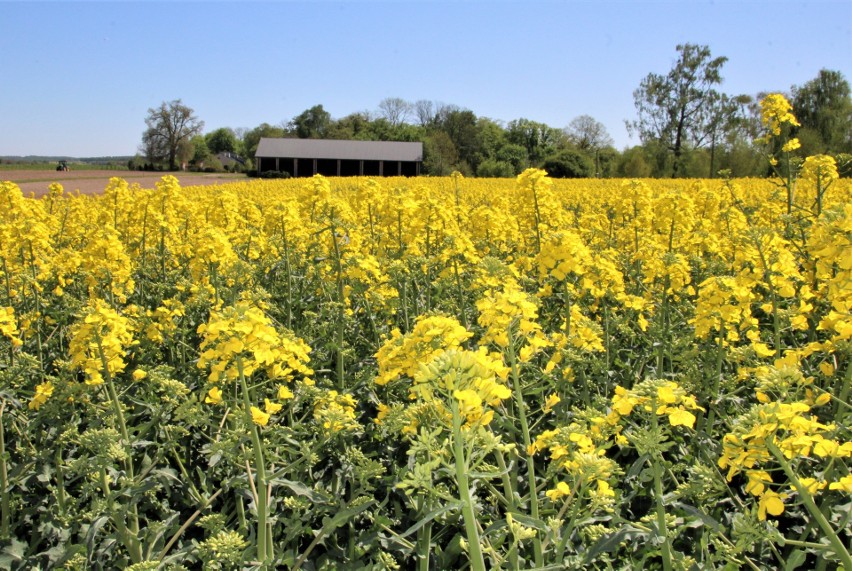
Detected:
[255,138,423,177]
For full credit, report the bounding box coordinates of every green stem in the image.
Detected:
[416,496,433,571]
[238,357,271,566]
[651,404,673,571]
[0,402,9,539]
[507,331,543,567]
[55,448,67,517]
[530,179,542,254]
[453,258,468,330]
[701,330,725,435]
[451,400,486,571]
[329,219,345,389]
[97,342,143,564]
[495,450,519,570]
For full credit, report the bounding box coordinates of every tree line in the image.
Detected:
[138,44,852,178]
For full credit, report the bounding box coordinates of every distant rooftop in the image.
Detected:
[255,138,423,162]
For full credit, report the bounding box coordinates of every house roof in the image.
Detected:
[255,138,423,162]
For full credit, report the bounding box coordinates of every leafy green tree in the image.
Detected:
[327,112,374,140]
[542,149,594,178]
[473,118,507,163]
[438,109,480,172]
[617,146,653,177]
[506,118,563,165]
[140,99,204,170]
[205,128,240,155]
[188,135,211,168]
[476,159,515,178]
[496,143,529,174]
[629,44,728,177]
[792,69,852,154]
[291,104,332,139]
[423,131,460,176]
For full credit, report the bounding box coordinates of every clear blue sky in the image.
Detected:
[1,0,850,157]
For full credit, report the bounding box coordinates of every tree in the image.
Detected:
[476,159,515,178]
[629,44,728,177]
[506,118,564,165]
[377,97,412,127]
[140,99,204,171]
[414,100,436,127]
[617,146,653,177]
[184,135,210,169]
[423,131,459,176]
[792,69,852,154]
[205,128,240,155]
[698,92,743,177]
[438,109,480,172]
[564,115,615,177]
[564,115,614,151]
[291,104,331,139]
[542,149,594,178]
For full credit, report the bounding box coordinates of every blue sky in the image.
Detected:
[1,0,850,157]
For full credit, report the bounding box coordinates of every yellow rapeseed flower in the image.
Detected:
[205,387,223,405]
[28,381,54,410]
[250,406,270,427]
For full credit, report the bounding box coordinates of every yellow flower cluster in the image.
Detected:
[313,390,360,433]
[69,299,136,386]
[197,301,313,384]
[375,315,472,386]
[759,93,800,137]
[412,349,511,429]
[691,276,754,345]
[718,400,852,520]
[0,306,23,348]
[476,278,550,361]
[608,379,703,429]
[531,419,618,508]
[28,380,54,410]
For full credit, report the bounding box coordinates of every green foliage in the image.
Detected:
[291,104,332,139]
[205,128,240,155]
[476,158,515,178]
[792,69,852,154]
[629,43,729,177]
[542,149,594,178]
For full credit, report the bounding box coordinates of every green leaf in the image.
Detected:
[675,502,723,532]
[85,515,110,564]
[0,538,26,568]
[398,501,463,538]
[785,549,807,571]
[270,477,332,504]
[582,525,648,564]
[323,499,376,532]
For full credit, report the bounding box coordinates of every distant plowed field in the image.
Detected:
[2,169,246,197]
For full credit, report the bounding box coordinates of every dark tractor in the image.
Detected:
[56,160,69,171]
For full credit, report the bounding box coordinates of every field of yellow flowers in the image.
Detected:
[1,104,851,570]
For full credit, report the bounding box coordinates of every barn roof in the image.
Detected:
[255,138,423,162]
